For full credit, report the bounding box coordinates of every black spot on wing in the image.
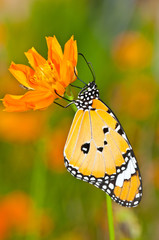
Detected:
[104,140,107,145]
[81,142,90,154]
[97,147,103,152]
[103,127,109,134]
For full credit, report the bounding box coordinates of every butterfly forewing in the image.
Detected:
[64,82,142,207]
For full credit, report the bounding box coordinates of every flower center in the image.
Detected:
[30,61,65,95]
[36,61,59,86]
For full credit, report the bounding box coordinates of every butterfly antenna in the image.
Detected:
[78,53,96,82]
[87,61,96,82]
[74,68,87,86]
[70,84,82,89]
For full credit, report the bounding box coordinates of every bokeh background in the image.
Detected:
[0,0,159,239]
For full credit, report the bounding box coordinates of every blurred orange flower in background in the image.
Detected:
[149,160,159,190]
[54,230,84,240]
[0,24,7,75]
[46,119,71,172]
[0,24,6,45]
[111,75,158,120]
[112,32,153,70]
[0,192,53,239]
[1,36,77,112]
[155,123,159,147]
[0,110,46,142]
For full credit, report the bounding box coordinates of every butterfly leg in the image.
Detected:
[54,101,75,108]
[54,90,73,102]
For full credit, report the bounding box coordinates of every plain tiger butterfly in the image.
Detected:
[63,71,142,208]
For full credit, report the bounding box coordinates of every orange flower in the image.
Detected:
[0,192,53,238]
[1,36,77,112]
[0,192,33,238]
[46,119,71,172]
[110,75,157,120]
[112,32,153,70]
[150,160,159,190]
[0,110,46,142]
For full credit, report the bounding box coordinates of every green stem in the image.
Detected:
[106,195,115,240]
[26,139,47,240]
[65,91,77,112]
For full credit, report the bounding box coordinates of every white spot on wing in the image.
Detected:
[83,176,89,181]
[109,112,114,117]
[71,170,76,175]
[116,171,124,187]
[122,133,127,140]
[124,160,136,180]
[131,157,137,168]
[107,189,111,194]
[134,201,138,205]
[116,160,136,187]
[109,183,114,190]
[135,193,140,198]
[90,177,96,181]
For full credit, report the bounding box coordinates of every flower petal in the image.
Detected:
[2,90,56,112]
[1,94,30,112]
[9,62,34,89]
[25,47,46,70]
[60,59,75,87]
[46,36,63,73]
[52,81,65,96]
[64,36,77,66]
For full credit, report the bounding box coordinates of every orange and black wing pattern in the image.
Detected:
[64,82,142,207]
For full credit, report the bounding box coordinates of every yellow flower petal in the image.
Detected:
[64,36,77,66]
[60,59,74,87]
[9,62,34,89]
[2,90,56,112]
[25,47,46,69]
[46,36,63,74]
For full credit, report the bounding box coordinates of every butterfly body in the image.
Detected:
[64,81,142,207]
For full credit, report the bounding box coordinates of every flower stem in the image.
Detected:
[65,91,77,112]
[26,139,47,240]
[106,195,115,240]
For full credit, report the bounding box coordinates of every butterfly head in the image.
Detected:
[75,81,99,110]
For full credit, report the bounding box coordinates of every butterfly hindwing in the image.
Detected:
[64,82,142,207]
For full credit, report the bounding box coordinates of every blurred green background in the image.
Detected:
[0,0,159,239]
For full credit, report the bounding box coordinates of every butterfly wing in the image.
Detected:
[64,99,142,207]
